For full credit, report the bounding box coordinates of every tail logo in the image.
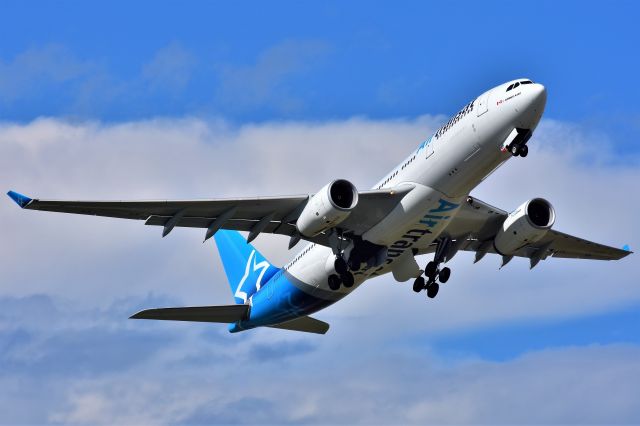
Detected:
[235,250,271,304]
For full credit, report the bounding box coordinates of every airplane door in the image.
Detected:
[476,92,489,116]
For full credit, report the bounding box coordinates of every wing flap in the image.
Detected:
[144,215,298,235]
[130,304,249,323]
[268,316,330,334]
[444,196,631,262]
[531,230,631,260]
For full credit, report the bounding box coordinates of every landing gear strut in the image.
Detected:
[412,236,453,299]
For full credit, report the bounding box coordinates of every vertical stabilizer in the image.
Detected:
[213,230,279,304]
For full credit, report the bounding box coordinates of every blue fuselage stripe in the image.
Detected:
[228,271,334,332]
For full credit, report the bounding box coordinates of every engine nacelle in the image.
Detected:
[494,198,555,255]
[296,179,359,237]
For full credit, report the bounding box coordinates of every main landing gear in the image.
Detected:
[413,237,452,299]
[328,256,355,291]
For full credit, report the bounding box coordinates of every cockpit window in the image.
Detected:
[507,80,534,92]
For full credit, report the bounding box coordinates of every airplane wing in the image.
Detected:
[416,195,631,266]
[6,184,414,246]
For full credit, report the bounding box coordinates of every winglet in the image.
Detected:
[623,244,631,252]
[7,191,32,208]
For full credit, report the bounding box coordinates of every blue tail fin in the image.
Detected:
[213,230,280,304]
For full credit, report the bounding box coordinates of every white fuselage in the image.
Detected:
[273,79,547,307]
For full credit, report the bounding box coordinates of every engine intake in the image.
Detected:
[296,179,359,237]
[494,198,555,255]
[526,198,553,227]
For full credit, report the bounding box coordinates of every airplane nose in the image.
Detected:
[516,82,547,129]
[531,83,547,110]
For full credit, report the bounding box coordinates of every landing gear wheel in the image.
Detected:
[519,144,529,157]
[439,267,451,283]
[334,257,348,275]
[328,274,341,291]
[425,261,437,279]
[341,272,355,288]
[427,283,440,299]
[510,144,520,156]
[413,276,425,293]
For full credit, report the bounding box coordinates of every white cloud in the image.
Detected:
[38,340,640,424]
[3,295,635,424]
[0,116,637,331]
[0,111,638,424]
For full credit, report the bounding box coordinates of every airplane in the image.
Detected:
[7,78,632,335]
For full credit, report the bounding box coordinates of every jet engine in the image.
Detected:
[494,198,555,255]
[296,179,359,237]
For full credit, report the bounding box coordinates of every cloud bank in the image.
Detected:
[1,116,638,423]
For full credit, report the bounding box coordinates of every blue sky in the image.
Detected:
[2,1,639,130]
[1,1,639,424]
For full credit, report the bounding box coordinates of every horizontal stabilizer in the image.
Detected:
[268,316,330,335]
[130,304,249,323]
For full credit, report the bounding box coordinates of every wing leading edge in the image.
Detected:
[6,184,414,247]
[432,195,631,266]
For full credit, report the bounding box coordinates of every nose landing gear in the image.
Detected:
[506,128,531,158]
[509,143,528,157]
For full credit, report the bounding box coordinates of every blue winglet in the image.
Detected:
[7,191,32,208]
[623,244,631,252]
